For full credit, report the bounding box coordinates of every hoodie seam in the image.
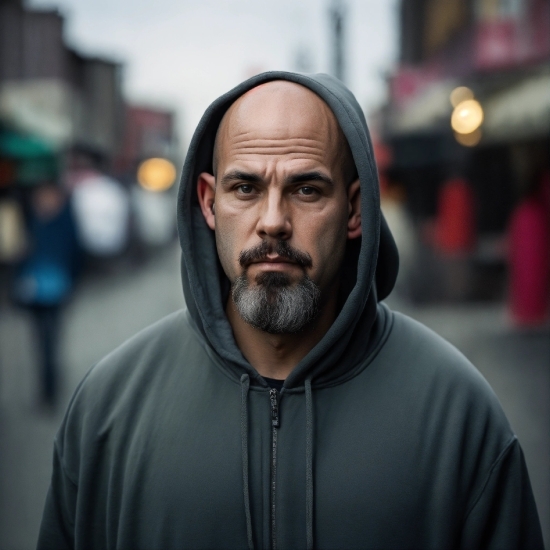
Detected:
[462,435,518,523]
[54,439,79,488]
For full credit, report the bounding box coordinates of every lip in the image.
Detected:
[248,259,300,270]
[250,257,294,264]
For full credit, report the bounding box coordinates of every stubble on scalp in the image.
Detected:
[212,81,358,186]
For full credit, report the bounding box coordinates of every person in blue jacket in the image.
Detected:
[14,182,80,406]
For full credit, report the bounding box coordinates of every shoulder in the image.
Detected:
[370,309,517,502]
[382,309,501,396]
[88,308,205,379]
[372,307,515,448]
[55,309,208,454]
[80,309,198,388]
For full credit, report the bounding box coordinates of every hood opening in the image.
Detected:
[178,71,399,388]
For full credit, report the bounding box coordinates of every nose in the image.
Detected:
[256,189,292,241]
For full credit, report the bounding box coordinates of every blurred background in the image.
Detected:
[0,0,548,548]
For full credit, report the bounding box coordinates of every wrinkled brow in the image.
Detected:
[220,171,262,187]
[220,170,335,188]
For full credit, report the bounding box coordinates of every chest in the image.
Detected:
[79,384,463,549]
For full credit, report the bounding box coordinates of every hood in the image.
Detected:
[177,71,398,390]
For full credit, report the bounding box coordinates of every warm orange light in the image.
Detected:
[450,86,474,107]
[451,99,484,134]
[137,158,177,192]
[454,128,482,147]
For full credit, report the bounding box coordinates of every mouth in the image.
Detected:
[239,240,313,270]
[250,256,295,265]
[248,257,300,271]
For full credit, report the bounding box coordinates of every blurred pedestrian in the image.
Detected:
[71,174,130,259]
[13,182,80,406]
[0,190,27,302]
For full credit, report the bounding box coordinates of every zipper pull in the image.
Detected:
[269,388,280,428]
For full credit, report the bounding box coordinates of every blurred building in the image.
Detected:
[379,0,550,307]
[115,105,178,180]
[0,0,124,166]
[0,0,179,283]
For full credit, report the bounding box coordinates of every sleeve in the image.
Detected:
[36,442,77,550]
[460,437,544,550]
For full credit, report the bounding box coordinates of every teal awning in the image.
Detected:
[0,129,59,184]
[0,129,54,159]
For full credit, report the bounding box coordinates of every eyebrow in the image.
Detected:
[286,171,334,187]
[220,170,262,187]
[219,170,335,188]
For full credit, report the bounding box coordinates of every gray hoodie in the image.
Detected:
[38,72,543,550]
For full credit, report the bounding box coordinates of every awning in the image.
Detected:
[0,129,58,184]
[387,82,455,136]
[0,129,54,159]
[385,69,550,144]
[483,72,550,142]
[0,80,73,147]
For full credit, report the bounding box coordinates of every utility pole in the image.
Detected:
[329,0,346,83]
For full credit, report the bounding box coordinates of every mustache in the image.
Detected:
[238,240,313,269]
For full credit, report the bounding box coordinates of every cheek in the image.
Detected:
[297,205,349,282]
[214,207,254,281]
[214,217,238,280]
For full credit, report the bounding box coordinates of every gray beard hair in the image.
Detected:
[232,271,321,334]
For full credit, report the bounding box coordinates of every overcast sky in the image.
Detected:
[28,0,398,146]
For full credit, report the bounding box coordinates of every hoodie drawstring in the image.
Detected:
[240,374,254,550]
[305,378,314,550]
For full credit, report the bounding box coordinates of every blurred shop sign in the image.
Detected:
[475,0,550,70]
[390,65,440,105]
[483,71,550,141]
[0,79,73,147]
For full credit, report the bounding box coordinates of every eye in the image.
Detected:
[236,184,254,194]
[296,186,318,196]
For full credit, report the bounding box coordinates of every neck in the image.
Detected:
[226,289,339,381]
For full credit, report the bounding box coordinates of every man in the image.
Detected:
[38,73,543,549]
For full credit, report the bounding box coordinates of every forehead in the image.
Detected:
[216,82,341,167]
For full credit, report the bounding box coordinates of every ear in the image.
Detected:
[197,172,216,230]
[347,178,361,239]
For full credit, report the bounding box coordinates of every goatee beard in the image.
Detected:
[232,240,321,334]
[232,270,321,334]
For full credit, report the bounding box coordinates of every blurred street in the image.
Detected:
[0,245,184,550]
[0,243,548,549]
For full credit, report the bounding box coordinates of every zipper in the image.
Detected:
[269,388,280,550]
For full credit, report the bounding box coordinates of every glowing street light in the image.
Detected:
[137,158,177,192]
[451,99,484,135]
[450,86,474,107]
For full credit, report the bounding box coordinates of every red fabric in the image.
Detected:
[508,194,550,325]
[436,178,476,254]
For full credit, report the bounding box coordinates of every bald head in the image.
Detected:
[212,81,357,185]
